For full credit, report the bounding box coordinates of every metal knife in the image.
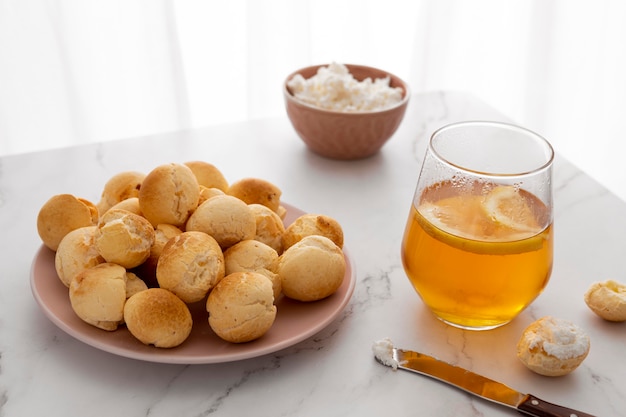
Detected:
[375,347,596,417]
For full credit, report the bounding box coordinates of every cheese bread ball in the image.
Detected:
[275,235,345,302]
[206,272,277,343]
[227,177,282,214]
[134,223,183,286]
[584,280,626,321]
[156,231,225,303]
[96,171,145,214]
[184,161,229,192]
[125,271,148,298]
[198,186,225,206]
[55,226,105,287]
[107,197,142,216]
[37,194,99,251]
[186,195,256,249]
[282,213,344,251]
[516,316,590,376]
[124,288,192,348]
[249,203,285,253]
[95,209,155,269]
[69,263,127,331]
[138,163,199,227]
[223,239,281,301]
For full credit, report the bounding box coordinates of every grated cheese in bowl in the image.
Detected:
[287,62,404,112]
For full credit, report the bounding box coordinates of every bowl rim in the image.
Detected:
[283,63,410,115]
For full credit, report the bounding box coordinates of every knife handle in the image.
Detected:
[518,394,596,417]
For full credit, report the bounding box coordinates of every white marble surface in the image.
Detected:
[0,91,623,416]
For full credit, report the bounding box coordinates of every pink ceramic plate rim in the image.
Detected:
[30,202,356,364]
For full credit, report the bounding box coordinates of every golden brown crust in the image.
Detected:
[138,163,199,227]
[36,161,351,349]
[124,288,192,348]
[223,239,281,301]
[227,177,282,213]
[584,280,626,321]
[107,197,142,216]
[134,223,183,285]
[516,316,590,376]
[69,263,127,331]
[37,194,99,251]
[249,203,285,253]
[95,209,155,269]
[184,161,229,192]
[197,186,225,206]
[276,205,287,220]
[186,195,256,249]
[156,231,225,303]
[275,235,345,301]
[282,213,344,251]
[55,226,105,287]
[125,271,148,298]
[96,171,145,214]
[206,272,277,343]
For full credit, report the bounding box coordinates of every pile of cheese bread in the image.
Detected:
[36,161,346,348]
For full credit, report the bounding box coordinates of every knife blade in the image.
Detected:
[375,347,596,417]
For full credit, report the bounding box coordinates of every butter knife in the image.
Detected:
[375,347,596,417]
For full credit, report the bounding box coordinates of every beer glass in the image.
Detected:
[401,121,554,330]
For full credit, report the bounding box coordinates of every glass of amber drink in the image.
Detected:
[401,121,554,330]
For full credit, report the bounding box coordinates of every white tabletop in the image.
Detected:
[1,91,622,417]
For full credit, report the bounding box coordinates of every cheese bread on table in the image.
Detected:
[516,316,590,376]
[584,280,626,321]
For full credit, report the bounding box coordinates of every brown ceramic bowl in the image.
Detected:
[284,64,410,160]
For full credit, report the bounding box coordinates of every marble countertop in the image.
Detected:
[1,91,623,417]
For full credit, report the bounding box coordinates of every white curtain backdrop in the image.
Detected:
[1,0,625,200]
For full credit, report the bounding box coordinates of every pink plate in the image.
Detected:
[30,202,356,364]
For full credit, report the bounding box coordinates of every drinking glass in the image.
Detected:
[401,121,554,330]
